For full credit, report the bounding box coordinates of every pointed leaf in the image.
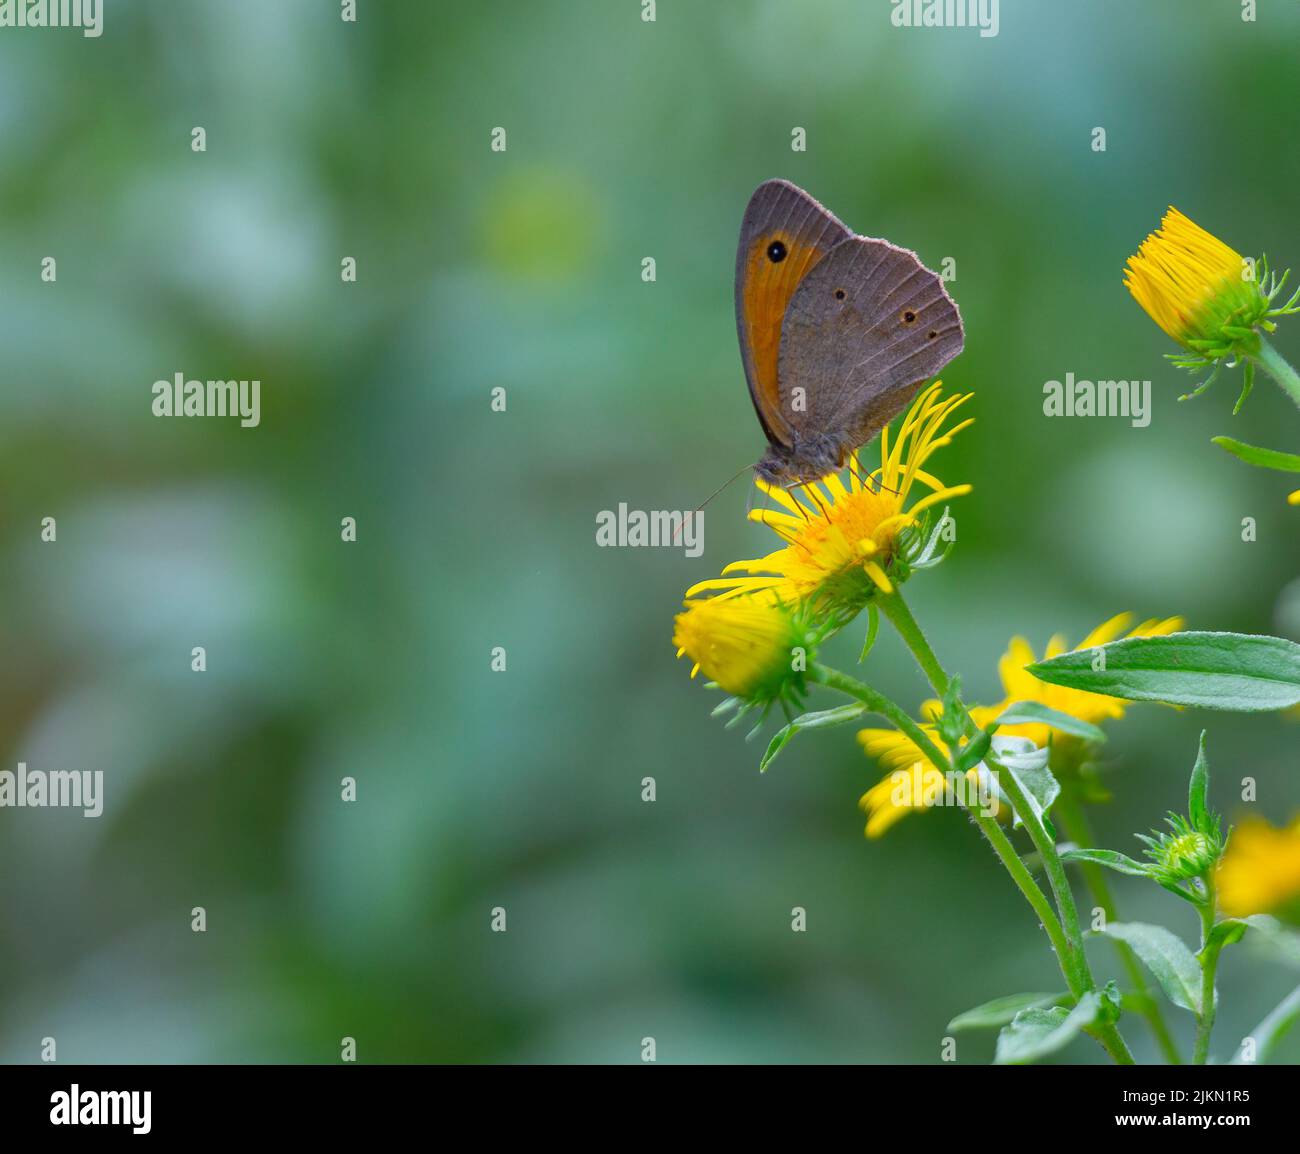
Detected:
[1062,847,1150,878]
[759,703,865,772]
[1027,632,1300,712]
[1099,922,1202,1014]
[1188,730,1210,833]
[953,727,993,775]
[1212,436,1300,472]
[994,993,1100,1065]
[910,506,957,569]
[935,674,967,748]
[790,703,866,731]
[858,603,879,663]
[1205,918,1249,953]
[948,992,1066,1032]
[1231,360,1254,415]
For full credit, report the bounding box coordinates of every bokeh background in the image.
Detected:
[1,0,1298,1064]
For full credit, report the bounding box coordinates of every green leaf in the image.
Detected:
[784,703,865,731]
[952,727,993,775]
[948,992,1066,1032]
[908,506,957,570]
[759,727,797,771]
[995,700,1107,744]
[759,703,864,772]
[1027,632,1300,712]
[1232,984,1300,1065]
[1099,922,1203,1014]
[1098,979,1123,1023]
[1061,847,1150,878]
[858,603,879,664]
[1212,435,1300,472]
[1231,360,1255,415]
[935,674,967,748]
[994,993,1100,1065]
[998,746,1059,836]
[1205,918,1249,953]
[1241,915,1300,969]
[1188,730,1210,833]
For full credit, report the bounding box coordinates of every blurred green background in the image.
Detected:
[1,0,1298,1064]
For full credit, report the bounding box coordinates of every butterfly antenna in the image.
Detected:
[672,460,755,543]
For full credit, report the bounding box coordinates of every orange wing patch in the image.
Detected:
[742,231,834,441]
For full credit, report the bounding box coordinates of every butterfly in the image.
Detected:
[735,179,964,486]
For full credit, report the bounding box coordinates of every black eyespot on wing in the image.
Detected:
[834,288,846,300]
[927,329,938,339]
[902,309,917,324]
[767,240,787,263]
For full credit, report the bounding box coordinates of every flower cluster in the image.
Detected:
[665,201,1300,1069]
[673,383,973,709]
[857,613,1182,836]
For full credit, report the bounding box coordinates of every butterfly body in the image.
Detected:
[735,180,964,485]
[753,432,843,486]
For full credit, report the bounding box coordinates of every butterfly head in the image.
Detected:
[754,433,843,487]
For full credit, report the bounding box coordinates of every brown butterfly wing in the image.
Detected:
[776,235,963,457]
[735,180,851,448]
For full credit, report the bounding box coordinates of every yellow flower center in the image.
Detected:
[684,384,974,617]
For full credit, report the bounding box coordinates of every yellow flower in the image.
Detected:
[1124,207,1263,355]
[672,593,810,703]
[1217,816,1300,922]
[856,613,1183,836]
[995,612,1185,745]
[686,383,972,618]
[858,703,1001,837]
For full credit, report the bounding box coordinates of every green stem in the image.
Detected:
[993,764,1088,970]
[875,589,1135,1065]
[1252,335,1300,409]
[810,663,1076,986]
[876,589,950,691]
[1056,793,1183,1064]
[1193,874,1221,1065]
[876,591,1087,969]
